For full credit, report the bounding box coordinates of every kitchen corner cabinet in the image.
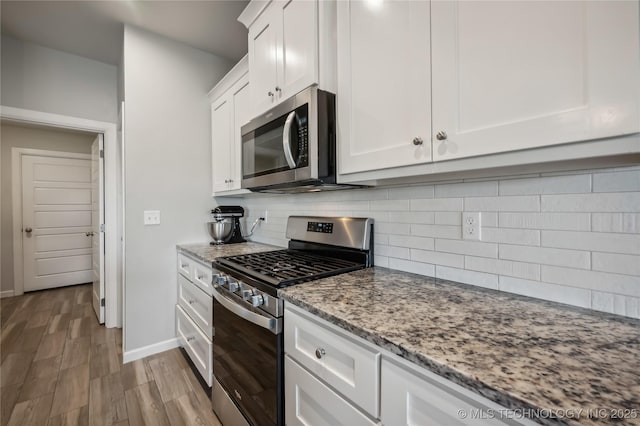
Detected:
[337,0,640,181]
[284,302,530,426]
[209,56,251,196]
[337,0,432,175]
[176,251,214,386]
[240,0,336,117]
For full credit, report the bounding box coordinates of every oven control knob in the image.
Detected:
[251,294,264,307]
[228,281,239,292]
[241,289,253,301]
[217,274,228,286]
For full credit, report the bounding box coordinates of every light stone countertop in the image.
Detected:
[279,267,640,426]
[177,241,281,265]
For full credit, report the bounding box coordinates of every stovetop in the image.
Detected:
[215,249,365,288]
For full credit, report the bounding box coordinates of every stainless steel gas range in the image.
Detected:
[210,216,374,426]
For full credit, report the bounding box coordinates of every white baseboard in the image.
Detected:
[122,337,180,364]
[0,290,15,299]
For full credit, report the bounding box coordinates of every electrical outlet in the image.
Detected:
[462,212,481,241]
[144,210,160,225]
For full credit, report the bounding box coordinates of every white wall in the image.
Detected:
[0,122,95,293]
[220,165,640,320]
[1,36,118,123]
[123,25,232,354]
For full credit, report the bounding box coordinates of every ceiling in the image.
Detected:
[0,0,251,65]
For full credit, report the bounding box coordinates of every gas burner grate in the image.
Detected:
[217,249,363,287]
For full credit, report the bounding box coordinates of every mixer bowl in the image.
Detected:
[208,219,233,244]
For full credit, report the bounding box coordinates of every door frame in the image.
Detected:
[2,105,120,328]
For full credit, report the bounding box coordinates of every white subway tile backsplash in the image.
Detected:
[499,212,590,231]
[411,198,463,211]
[541,266,640,297]
[436,266,499,289]
[434,212,461,226]
[435,181,498,198]
[465,256,540,280]
[435,239,498,258]
[591,213,640,233]
[390,211,435,224]
[411,224,461,239]
[388,235,434,251]
[411,249,464,268]
[371,199,409,211]
[241,165,640,319]
[389,258,435,276]
[464,196,540,212]
[499,245,590,269]
[542,193,640,212]
[499,174,591,195]
[591,291,615,314]
[376,245,410,260]
[482,228,540,246]
[592,170,640,192]
[388,184,434,200]
[592,252,640,276]
[498,276,591,308]
[542,230,640,255]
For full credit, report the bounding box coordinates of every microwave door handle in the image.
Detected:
[282,111,297,169]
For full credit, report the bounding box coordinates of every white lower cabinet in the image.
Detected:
[285,302,534,426]
[285,356,378,426]
[175,250,214,387]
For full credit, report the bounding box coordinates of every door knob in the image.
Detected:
[24,227,32,234]
[436,131,448,141]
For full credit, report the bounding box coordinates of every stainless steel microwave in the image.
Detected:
[241,87,342,193]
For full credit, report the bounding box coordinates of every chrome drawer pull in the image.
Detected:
[187,336,195,342]
[315,348,326,359]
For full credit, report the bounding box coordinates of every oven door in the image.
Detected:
[212,285,284,426]
[241,88,318,189]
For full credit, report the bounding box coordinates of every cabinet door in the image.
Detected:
[337,0,431,175]
[230,77,251,190]
[211,97,231,193]
[249,8,279,115]
[285,356,378,426]
[275,0,318,101]
[432,1,640,161]
[381,359,510,426]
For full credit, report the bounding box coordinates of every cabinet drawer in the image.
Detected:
[381,358,526,426]
[192,261,213,296]
[177,275,213,338]
[285,356,378,426]
[176,305,212,387]
[284,305,380,418]
[177,252,193,280]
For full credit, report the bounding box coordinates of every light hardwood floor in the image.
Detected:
[0,284,221,426]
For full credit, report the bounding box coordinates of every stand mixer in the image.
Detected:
[208,206,246,245]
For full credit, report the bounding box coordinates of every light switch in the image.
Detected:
[144,210,160,225]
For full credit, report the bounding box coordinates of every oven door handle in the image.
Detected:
[282,111,297,169]
[212,286,282,334]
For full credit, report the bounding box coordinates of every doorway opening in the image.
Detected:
[0,106,121,328]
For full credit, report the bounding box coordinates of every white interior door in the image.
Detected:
[22,154,93,292]
[92,135,105,323]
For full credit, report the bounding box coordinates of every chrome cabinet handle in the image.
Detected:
[315,348,326,359]
[268,91,274,97]
[282,111,297,169]
[24,227,33,234]
[436,131,448,141]
[412,137,424,146]
[187,336,195,342]
[188,299,195,305]
[275,86,282,93]
[85,232,95,237]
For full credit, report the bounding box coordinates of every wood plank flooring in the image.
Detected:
[1,284,221,426]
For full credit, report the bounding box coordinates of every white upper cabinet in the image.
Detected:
[431,0,640,161]
[241,0,336,117]
[337,0,432,175]
[208,56,250,196]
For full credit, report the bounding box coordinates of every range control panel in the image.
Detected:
[307,222,334,234]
